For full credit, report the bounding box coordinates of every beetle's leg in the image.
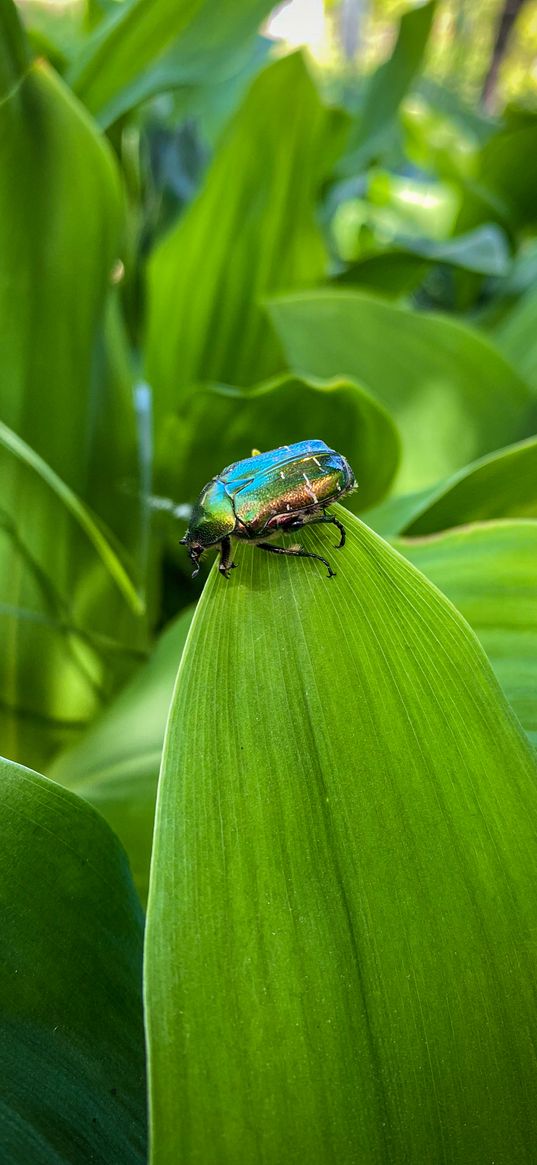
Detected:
[219,535,237,579]
[313,512,346,548]
[287,512,346,548]
[256,541,335,579]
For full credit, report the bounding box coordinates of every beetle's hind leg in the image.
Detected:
[256,541,335,579]
[219,535,238,579]
[288,511,346,548]
[316,511,346,548]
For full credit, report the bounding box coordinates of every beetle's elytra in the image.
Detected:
[180,439,357,580]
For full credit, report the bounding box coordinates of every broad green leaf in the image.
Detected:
[0,755,146,1163]
[268,290,533,492]
[0,10,146,768]
[50,607,194,905]
[0,28,121,493]
[395,520,537,746]
[339,1,437,173]
[72,0,273,129]
[145,54,347,417]
[156,374,400,514]
[145,508,537,1164]
[367,435,537,537]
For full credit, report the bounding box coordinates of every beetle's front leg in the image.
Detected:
[219,535,237,579]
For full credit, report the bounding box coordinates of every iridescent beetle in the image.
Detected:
[180,439,356,580]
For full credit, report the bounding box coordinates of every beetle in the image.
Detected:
[180,439,356,580]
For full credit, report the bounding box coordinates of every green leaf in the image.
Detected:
[267,289,533,492]
[366,435,537,537]
[50,607,194,905]
[0,42,121,493]
[339,0,437,173]
[145,54,347,417]
[388,223,509,275]
[395,520,537,746]
[0,755,146,1163]
[457,113,537,235]
[336,226,510,295]
[0,422,143,615]
[157,374,401,514]
[0,19,146,768]
[0,0,30,98]
[145,508,537,1163]
[72,0,273,129]
[495,283,537,394]
[68,0,203,125]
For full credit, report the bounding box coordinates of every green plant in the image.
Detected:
[1,0,537,1159]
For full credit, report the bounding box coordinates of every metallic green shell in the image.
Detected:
[185,440,355,548]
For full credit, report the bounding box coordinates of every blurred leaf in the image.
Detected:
[50,607,194,905]
[0,422,143,615]
[366,435,537,537]
[336,225,510,295]
[393,224,510,275]
[0,17,124,497]
[457,113,537,235]
[0,9,147,768]
[157,373,401,514]
[495,283,537,393]
[0,0,29,94]
[145,54,347,420]
[68,0,203,124]
[339,0,437,174]
[267,290,533,492]
[69,0,272,129]
[335,250,429,296]
[0,755,146,1163]
[395,521,537,746]
[402,85,485,182]
[145,509,537,1163]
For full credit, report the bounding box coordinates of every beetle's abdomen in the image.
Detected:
[232,451,354,536]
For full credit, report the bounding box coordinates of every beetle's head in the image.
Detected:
[179,534,204,578]
[180,479,236,579]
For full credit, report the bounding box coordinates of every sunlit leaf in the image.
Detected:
[145,53,347,419]
[267,289,533,492]
[0,755,146,1163]
[395,520,537,746]
[145,509,537,1163]
[50,607,194,905]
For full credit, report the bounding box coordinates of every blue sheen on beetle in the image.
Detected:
[180,440,357,579]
